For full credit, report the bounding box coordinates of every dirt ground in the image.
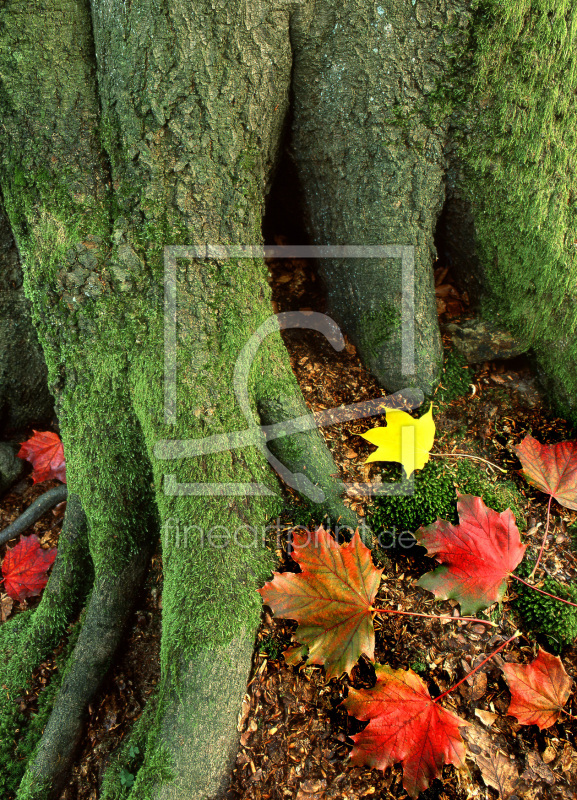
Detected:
[2,247,577,800]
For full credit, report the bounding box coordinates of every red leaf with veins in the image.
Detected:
[258,526,383,679]
[17,430,66,484]
[344,663,468,798]
[514,435,577,510]
[503,648,573,729]
[2,535,57,601]
[415,494,526,615]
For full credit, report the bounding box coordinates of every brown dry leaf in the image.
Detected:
[474,709,498,728]
[542,745,557,764]
[521,751,555,786]
[1,593,13,622]
[463,724,520,800]
[471,671,488,702]
[558,743,577,779]
[237,693,251,732]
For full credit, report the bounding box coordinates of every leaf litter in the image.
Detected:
[2,253,577,799]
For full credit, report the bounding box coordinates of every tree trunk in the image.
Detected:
[0,196,54,433]
[0,2,358,797]
[2,1,577,798]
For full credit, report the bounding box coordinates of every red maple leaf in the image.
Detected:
[343,664,468,798]
[502,648,573,729]
[1,534,57,601]
[415,494,526,615]
[258,527,383,679]
[514,435,577,510]
[17,430,66,484]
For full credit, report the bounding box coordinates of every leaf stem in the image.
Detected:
[374,607,497,627]
[433,632,520,704]
[510,572,577,608]
[429,452,507,473]
[529,494,553,579]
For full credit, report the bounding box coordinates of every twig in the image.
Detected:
[433,631,520,703]
[510,572,577,608]
[374,607,497,627]
[429,452,507,474]
[529,494,553,579]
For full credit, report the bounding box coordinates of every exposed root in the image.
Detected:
[18,541,154,800]
[0,484,68,547]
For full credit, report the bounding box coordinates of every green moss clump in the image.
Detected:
[452,459,526,529]
[368,455,526,536]
[434,350,471,405]
[369,460,458,534]
[513,561,577,653]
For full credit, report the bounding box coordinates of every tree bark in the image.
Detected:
[2,1,577,799]
[0,2,358,797]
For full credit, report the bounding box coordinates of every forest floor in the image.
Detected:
[2,247,577,800]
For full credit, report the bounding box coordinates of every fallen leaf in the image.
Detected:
[2,534,57,601]
[474,709,498,727]
[360,405,435,478]
[415,494,526,615]
[514,435,577,510]
[258,527,383,678]
[17,430,66,484]
[502,648,573,729]
[542,745,557,764]
[471,671,488,702]
[343,663,468,798]
[462,724,520,800]
[1,593,13,622]
[283,644,308,666]
[521,751,556,786]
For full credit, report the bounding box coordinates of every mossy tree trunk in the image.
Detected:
[2,1,577,799]
[0,1,358,798]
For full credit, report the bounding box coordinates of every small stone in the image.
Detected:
[444,317,528,364]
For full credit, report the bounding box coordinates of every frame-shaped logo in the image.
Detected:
[154,245,422,501]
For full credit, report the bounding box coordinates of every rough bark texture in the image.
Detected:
[289,0,471,395]
[0,197,54,433]
[0,2,358,798]
[3,1,577,799]
[440,1,577,419]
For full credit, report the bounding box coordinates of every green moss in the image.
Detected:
[368,455,526,535]
[452,458,526,529]
[0,619,81,799]
[457,0,577,418]
[513,561,577,653]
[369,460,458,534]
[434,350,471,405]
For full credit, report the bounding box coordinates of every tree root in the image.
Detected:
[0,484,67,547]
[18,541,154,800]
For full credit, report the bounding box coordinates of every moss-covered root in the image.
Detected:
[150,631,257,800]
[0,492,89,694]
[17,542,154,800]
[257,391,359,534]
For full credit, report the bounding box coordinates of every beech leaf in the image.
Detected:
[514,435,577,510]
[416,494,526,615]
[343,663,468,798]
[502,648,573,729]
[258,527,383,679]
[2,534,57,601]
[360,405,435,478]
[17,430,66,484]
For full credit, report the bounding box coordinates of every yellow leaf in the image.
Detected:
[360,405,435,478]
